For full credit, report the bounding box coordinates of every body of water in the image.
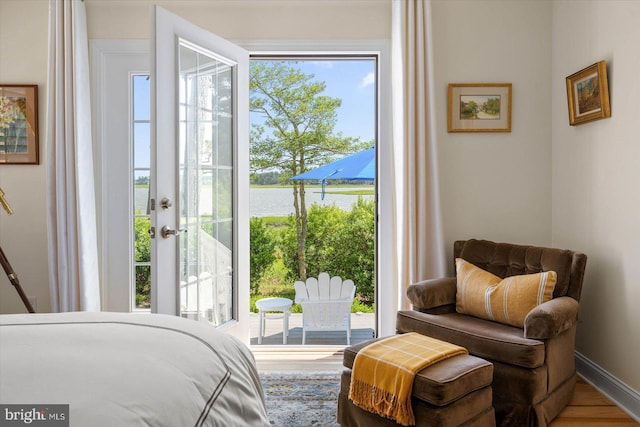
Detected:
[135,187,374,218]
[250,187,373,217]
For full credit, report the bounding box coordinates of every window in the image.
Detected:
[248,56,378,342]
[132,75,152,309]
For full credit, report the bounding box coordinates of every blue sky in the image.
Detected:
[251,59,377,143]
[132,59,376,169]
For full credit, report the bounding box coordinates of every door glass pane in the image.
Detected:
[216,168,232,219]
[134,123,150,168]
[133,75,151,310]
[178,41,234,326]
[218,115,233,166]
[133,75,150,121]
[135,265,151,309]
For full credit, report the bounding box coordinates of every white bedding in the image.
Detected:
[0,312,269,426]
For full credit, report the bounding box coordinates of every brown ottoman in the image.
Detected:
[337,338,496,427]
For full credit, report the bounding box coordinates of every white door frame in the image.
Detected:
[239,40,395,337]
[90,39,149,312]
[91,38,396,338]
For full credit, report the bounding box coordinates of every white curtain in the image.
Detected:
[391,0,446,309]
[46,0,100,312]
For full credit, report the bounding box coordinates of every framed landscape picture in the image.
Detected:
[448,83,512,132]
[0,84,39,164]
[566,61,610,126]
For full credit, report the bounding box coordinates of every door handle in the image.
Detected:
[160,197,173,210]
[160,225,187,239]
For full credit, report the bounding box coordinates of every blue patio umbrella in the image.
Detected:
[290,147,375,199]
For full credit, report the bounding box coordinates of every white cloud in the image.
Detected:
[359,72,375,89]
[310,61,334,69]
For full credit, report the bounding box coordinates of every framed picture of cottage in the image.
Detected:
[566,61,611,126]
[0,84,39,164]
[448,83,512,132]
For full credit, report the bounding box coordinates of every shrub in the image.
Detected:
[332,198,375,303]
[278,197,375,304]
[134,214,151,308]
[250,217,277,295]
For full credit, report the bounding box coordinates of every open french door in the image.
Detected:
[150,6,250,342]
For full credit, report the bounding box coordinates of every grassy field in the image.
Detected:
[321,189,373,195]
[250,293,374,314]
[251,183,373,189]
[260,215,289,226]
[250,184,319,189]
[137,183,374,195]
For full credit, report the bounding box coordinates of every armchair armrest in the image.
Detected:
[524,296,580,339]
[406,277,457,313]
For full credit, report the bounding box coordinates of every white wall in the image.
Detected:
[2,0,638,399]
[0,0,391,315]
[431,0,553,267]
[551,0,640,393]
[0,0,50,314]
[85,0,391,40]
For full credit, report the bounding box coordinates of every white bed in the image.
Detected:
[0,312,269,426]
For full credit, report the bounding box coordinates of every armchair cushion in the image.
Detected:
[406,277,457,313]
[456,258,557,328]
[396,310,545,369]
[524,296,580,339]
[458,238,575,298]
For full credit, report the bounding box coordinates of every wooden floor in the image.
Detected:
[253,345,638,425]
[550,377,639,426]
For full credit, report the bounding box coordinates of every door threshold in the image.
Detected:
[251,345,344,354]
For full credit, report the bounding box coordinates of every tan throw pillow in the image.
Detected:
[455,258,557,328]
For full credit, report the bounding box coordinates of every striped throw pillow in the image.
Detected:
[455,258,557,328]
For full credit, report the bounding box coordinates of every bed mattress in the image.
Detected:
[0,312,269,427]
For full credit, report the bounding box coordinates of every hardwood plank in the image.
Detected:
[550,377,639,426]
[254,350,640,426]
[569,379,615,406]
[550,420,638,426]
[556,406,635,419]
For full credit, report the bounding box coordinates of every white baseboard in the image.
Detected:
[575,351,640,422]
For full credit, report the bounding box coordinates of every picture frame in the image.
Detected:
[565,61,610,126]
[0,84,39,164]
[448,83,512,133]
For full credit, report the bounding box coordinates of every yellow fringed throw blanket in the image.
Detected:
[348,333,468,426]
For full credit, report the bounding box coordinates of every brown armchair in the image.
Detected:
[397,239,587,427]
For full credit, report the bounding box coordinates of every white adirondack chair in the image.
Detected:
[294,272,356,345]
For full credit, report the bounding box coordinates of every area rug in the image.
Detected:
[260,372,341,426]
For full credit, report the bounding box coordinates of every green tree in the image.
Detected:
[250,61,364,280]
[460,100,479,119]
[249,217,276,295]
[300,204,347,278]
[250,171,281,185]
[134,176,149,186]
[484,97,500,115]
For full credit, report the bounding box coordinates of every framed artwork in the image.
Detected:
[565,61,610,126]
[0,84,39,164]
[448,83,512,132]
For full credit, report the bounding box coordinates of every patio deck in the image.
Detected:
[249,312,376,347]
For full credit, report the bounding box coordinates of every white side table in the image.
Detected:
[255,297,293,344]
